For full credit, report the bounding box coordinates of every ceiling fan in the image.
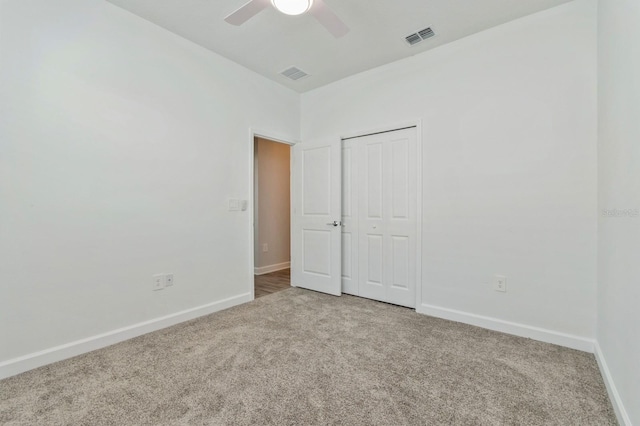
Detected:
[224,0,350,38]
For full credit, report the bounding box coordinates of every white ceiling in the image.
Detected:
[105,0,573,93]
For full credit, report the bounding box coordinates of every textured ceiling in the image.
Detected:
[105,0,573,93]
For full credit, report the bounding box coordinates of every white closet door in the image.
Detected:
[291,138,342,296]
[356,128,417,308]
[341,140,358,295]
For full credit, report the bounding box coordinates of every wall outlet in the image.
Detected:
[165,274,174,287]
[494,275,507,292]
[229,199,248,212]
[262,243,268,252]
[152,274,165,291]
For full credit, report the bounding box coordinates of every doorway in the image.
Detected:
[253,137,292,298]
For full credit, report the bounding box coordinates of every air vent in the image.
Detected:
[418,27,435,40]
[405,27,435,46]
[405,33,422,46]
[281,67,309,81]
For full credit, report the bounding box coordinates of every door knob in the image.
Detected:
[326,221,340,227]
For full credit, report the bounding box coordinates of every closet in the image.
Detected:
[341,127,418,308]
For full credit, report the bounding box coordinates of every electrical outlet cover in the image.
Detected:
[152,274,165,291]
[494,275,507,292]
[165,274,174,287]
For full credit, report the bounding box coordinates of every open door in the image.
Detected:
[291,138,342,296]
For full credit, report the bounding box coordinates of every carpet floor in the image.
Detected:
[0,288,616,425]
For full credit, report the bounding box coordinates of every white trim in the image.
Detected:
[415,121,423,309]
[254,261,291,275]
[251,129,299,146]
[417,303,595,352]
[0,293,252,380]
[594,341,632,426]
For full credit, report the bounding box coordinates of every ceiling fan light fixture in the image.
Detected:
[271,0,313,16]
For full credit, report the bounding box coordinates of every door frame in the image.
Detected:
[248,128,297,300]
[340,120,423,310]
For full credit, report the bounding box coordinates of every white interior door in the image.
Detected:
[291,138,342,296]
[342,127,418,308]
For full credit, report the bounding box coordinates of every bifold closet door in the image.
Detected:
[341,140,359,296]
[345,127,417,308]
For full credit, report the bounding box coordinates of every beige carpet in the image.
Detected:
[0,288,616,425]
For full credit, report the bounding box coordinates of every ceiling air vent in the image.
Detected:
[281,67,309,81]
[405,27,435,46]
[418,27,435,40]
[405,33,422,46]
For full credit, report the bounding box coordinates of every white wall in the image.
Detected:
[597,0,640,424]
[0,0,299,364]
[302,0,598,342]
[254,138,291,271]
[0,0,616,392]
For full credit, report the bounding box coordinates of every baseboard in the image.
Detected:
[594,341,632,426]
[0,292,252,380]
[254,261,290,275]
[417,303,595,352]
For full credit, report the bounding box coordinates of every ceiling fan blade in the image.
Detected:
[224,0,270,26]
[309,0,350,38]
